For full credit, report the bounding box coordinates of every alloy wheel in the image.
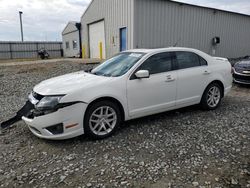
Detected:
[89,106,117,136]
[207,86,221,108]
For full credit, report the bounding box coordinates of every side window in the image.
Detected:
[72,40,77,49]
[138,52,173,75]
[199,56,208,66]
[176,51,201,69]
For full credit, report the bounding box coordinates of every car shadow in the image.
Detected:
[234,83,250,88]
[43,104,203,146]
[118,104,201,130]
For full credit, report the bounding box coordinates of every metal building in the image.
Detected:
[62,22,81,57]
[81,0,250,59]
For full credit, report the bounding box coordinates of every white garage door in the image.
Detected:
[89,21,106,59]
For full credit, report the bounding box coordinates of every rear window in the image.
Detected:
[176,52,200,69]
[175,51,207,69]
[199,57,208,66]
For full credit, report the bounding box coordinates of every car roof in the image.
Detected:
[126,47,202,54]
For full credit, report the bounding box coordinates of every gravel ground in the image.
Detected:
[0,61,249,188]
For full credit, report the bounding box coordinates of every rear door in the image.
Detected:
[127,52,177,118]
[174,51,210,106]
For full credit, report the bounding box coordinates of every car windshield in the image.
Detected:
[91,52,145,77]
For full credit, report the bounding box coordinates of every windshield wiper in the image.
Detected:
[86,68,93,73]
[90,72,113,77]
[102,73,113,77]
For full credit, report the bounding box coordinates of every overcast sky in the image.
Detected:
[0,0,249,41]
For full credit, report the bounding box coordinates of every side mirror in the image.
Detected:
[135,70,150,79]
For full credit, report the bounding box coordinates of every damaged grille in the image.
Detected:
[26,109,45,119]
[25,91,45,118]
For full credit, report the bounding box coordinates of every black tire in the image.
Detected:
[200,83,223,110]
[84,100,121,140]
[40,55,45,59]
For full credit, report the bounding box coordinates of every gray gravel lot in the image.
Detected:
[0,61,250,188]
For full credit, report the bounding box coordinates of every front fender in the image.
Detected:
[59,79,129,120]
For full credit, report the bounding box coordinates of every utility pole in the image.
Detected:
[19,11,24,42]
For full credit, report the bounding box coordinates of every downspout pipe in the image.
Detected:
[75,23,82,58]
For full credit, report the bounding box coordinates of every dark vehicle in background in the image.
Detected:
[233,59,250,85]
[38,48,50,59]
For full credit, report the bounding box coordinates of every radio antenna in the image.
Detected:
[173,38,181,47]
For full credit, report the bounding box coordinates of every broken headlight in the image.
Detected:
[36,96,64,111]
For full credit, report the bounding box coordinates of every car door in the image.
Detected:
[174,51,210,106]
[127,52,177,118]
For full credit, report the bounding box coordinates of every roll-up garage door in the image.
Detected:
[89,20,106,59]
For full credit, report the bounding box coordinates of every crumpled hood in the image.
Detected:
[34,71,113,95]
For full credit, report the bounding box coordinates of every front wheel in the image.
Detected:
[200,83,222,110]
[84,101,121,139]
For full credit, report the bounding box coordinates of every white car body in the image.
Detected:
[22,47,232,140]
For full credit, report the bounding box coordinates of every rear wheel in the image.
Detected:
[201,83,222,110]
[84,101,121,139]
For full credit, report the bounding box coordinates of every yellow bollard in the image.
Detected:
[99,42,103,60]
[82,45,85,59]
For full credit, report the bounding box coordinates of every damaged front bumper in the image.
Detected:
[1,92,88,140]
[1,101,34,129]
[22,102,87,140]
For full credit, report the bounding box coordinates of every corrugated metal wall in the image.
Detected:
[0,41,63,60]
[134,0,250,58]
[81,0,135,58]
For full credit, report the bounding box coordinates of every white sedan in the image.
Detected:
[22,47,232,140]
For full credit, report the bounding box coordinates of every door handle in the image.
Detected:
[165,75,175,82]
[203,70,211,75]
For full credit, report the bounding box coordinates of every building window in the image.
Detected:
[72,40,77,49]
[66,41,70,49]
